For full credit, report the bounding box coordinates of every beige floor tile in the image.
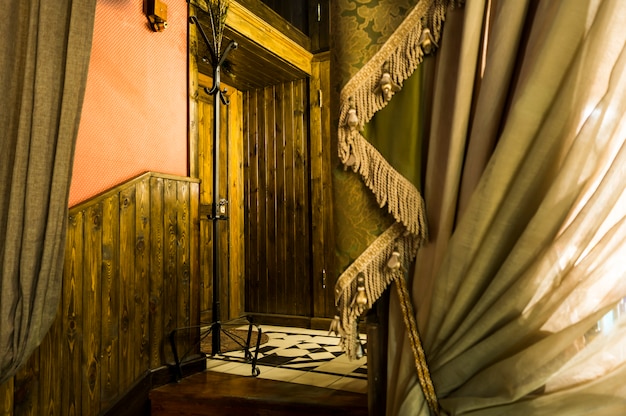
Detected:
[257,367,309,382]
[289,371,342,388]
[330,354,367,366]
[314,361,363,375]
[206,360,247,373]
[204,325,368,392]
[221,362,259,377]
[328,377,368,394]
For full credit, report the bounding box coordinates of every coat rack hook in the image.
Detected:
[190,15,237,96]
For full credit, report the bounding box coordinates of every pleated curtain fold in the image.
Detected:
[0,0,97,384]
[331,0,626,414]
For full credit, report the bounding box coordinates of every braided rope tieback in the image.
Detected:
[332,1,465,412]
[396,275,440,415]
[332,224,440,414]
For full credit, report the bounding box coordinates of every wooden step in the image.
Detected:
[150,370,368,416]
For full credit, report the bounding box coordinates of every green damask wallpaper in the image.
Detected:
[331,0,425,274]
[333,0,421,88]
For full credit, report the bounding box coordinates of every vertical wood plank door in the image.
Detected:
[309,53,336,319]
[197,81,245,324]
[244,79,313,317]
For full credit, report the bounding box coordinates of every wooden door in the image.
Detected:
[243,80,314,318]
[242,63,336,324]
[309,52,335,320]
[196,78,245,324]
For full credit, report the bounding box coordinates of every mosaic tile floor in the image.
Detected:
[205,325,368,394]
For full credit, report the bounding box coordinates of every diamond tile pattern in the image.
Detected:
[206,325,368,393]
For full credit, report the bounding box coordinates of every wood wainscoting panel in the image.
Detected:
[1,172,201,415]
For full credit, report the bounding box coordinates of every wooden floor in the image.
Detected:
[150,370,368,415]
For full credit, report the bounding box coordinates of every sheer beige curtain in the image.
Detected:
[0,0,96,383]
[388,0,626,414]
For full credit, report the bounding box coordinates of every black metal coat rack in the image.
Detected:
[191,14,237,357]
[169,11,261,380]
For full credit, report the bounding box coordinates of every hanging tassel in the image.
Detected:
[353,274,368,308]
[355,335,365,359]
[418,27,438,54]
[332,223,419,359]
[344,153,357,168]
[346,107,360,131]
[374,71,401,101]
[387,248,401,271]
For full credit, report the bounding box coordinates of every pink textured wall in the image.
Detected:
[69,0,188,206]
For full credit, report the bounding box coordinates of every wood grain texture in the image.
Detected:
[274,82,288,315]
[310,58,326,318]
[83,203,103,415]
[310,53,335,318]
[101,194,120,407]
[243,80,315,318]
[2,172,200,415]
[197,97,213,317]
[236,0,310,48]
[13,346,39,416]
[119,187,136,390]
[225,1,312,75]
[189,182,201,349]
[228,90,245,319]
[176,181,191,357]
[163,180,178,364]
[63,210,83,416]
[39,303,62,416]
[293,79,311,317]
[309,0,330,52]
[257,86,268,315]
[319,53,336,318]
[218,93,230,322]
[243,91,259,311]
[0,378,13,416]
[265,85,278,314]
[196,80,245,324]
[195,0,311,90]
[150,370,367,416]
[135,178,151,378]
[149,177,165,369]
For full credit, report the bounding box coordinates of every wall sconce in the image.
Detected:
[145,0,168,32]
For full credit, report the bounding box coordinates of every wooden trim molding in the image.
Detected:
[69,171,200,210]
[226,1,313,76]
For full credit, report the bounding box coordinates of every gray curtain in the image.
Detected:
[0,0,97,383]
[387,0,626,414]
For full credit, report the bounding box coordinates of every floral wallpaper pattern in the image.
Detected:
[331,0,420,274]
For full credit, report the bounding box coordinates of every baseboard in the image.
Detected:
[198,312,348,333]
[99,354,207,416]
[243,313,367,334]
[99,371,152,416]
[150,354,208,388]
[310,317,334,330]
[245,313,317,329]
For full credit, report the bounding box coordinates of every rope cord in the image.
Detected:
[332,0,465,411]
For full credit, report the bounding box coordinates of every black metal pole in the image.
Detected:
[189,14,237,357]
[209,41,237,356]
[211,64,222,355]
